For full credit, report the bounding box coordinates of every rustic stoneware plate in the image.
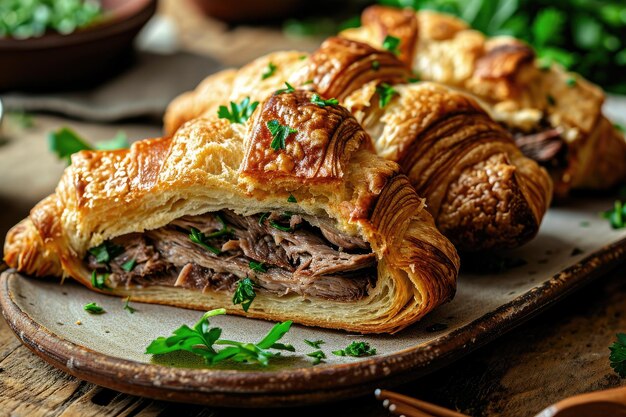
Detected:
[1,197,626,407]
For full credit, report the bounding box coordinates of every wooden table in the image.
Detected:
[1,2,626,416]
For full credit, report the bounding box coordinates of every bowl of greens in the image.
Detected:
[0,0,157,92]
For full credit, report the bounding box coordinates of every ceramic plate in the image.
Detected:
[1,197,626,407]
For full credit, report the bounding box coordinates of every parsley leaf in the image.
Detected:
[249,261,267,273]
[332,341,377,357]
[610,333,626,378]
[269,220,292,232]
[84,302,105,314]
[189,227,221,255]
[307,350,326,365]
[287,193,297,203]
[274,82,296,95]
[382,35,401,55]
[261,62,277,80]
[217,97,259,124]
[49,127,129,164]
[233,277,257,312]
[204,214,232,239]
[259,212,269,226]
[602,200,626,229]
[311,94,339,107]
[88,241,124,264]
[123,296,136,314]
[267,120,297,151]
[376,83,399,108]
[121,258,136,272]
[90,271,109,290]
[304,339,325,349]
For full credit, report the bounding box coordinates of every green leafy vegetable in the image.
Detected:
[332,341,377,357]
[88,241,124,265]
[232,277,257,312]
[259,212,270,226]
[267,120,297,151]
[311,94,339,107]
[249,261,267,273]
[95,131,129,151]
[269,220,292,232]
[90,271,108,290]
[146,309,294,366]
[123,296,136,314]
[189,227,221,255]
[274,82,296,95]
[217,97,259,124]
[307,350,326,365]
[287,193,297,203]
[382,35,401,55]
[304,339,325,349]
[375,83,398,108]
[302,79,314,85]
[204,214,232,239]
[261,62,277,80]
[602,200,626,229]
[610,333,626,378]
[83,302,105,314]
[49,127,129,164]
[121,259,136,272]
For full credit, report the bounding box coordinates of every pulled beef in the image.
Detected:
[514,128,565,163]
[86,211,376,301]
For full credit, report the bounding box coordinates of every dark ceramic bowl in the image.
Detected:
[0,0,157,92]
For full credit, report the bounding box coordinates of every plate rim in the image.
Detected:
[2,237,626,407]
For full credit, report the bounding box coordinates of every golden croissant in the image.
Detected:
[4,90,460,334]
[165,37,552,251]
[341,5,626,196]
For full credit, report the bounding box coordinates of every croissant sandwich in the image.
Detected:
[4,90,459,334]
[341,5,626,196]
[165,37,552,252]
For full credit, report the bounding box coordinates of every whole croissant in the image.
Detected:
[165,37,552,252]
[4,90,459,334]
[341,5,626,196]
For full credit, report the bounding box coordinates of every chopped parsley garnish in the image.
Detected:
[267,119,297,151]
[382,35,401,55]
[311,94,339,107]
[249,261,267,273]
[269,220,292,232]
[232,277,257,312]
[217,97,259,124]
[307,350,326,365]
[287,194,297,203]
[88,241,124,264]
[84,302,105,314]
[261,62,277,80]
[121,259,136,272]
[204,214,232,239]
[602,200,626,229]
[49,127,129,165]
[259,212,269,226]
[332,341,377,357]
[145,309,294,366]
[566,76,576,87]
[376,83,399,108]
[610,333,626,378]
[537,59,552,71]
[298,55,307,60]
[547,94,556,106]
[274,82,295,95]
[189,227,221,255]
[90,271,109,290]
[304,339,325,349]
[123,296,136,314]
[372,60,380,71]
[302,79,314,85]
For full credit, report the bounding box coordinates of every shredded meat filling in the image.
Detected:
[85,211,376,302]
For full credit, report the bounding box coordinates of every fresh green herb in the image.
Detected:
[249,261,267,273]
[269,220,292,232]
[267,120,297,151]
[602,200,626,229]
[332,341,377,357]
[259,212,269,226]
[311,94,339,107]
[610,333,626,378]
[615,123,626,134]
[566,76,577,87]
[233,277,257,312]
[90,271,108,290]
[88,241,124,265]
[189,227,221,255]
[204,214,232,239]
[83,302,105,314]
[408,75,420,83]
[146,309,294,366]
[304,339,325,349]
[537,59,552,71]
[123,296,136,314]
[287,194,297,203]
[307,350,326,365]
[217,97,259,124]
[382,35,401,55]
[372,60,380,71]
[298,55,307,60]
[302,79,314,85]
[49,127,129,164]
[274,82,296,95]
[261,62,277,80]
[546,94,556,106]
[121,259,136,272]
[375,83,399,108]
